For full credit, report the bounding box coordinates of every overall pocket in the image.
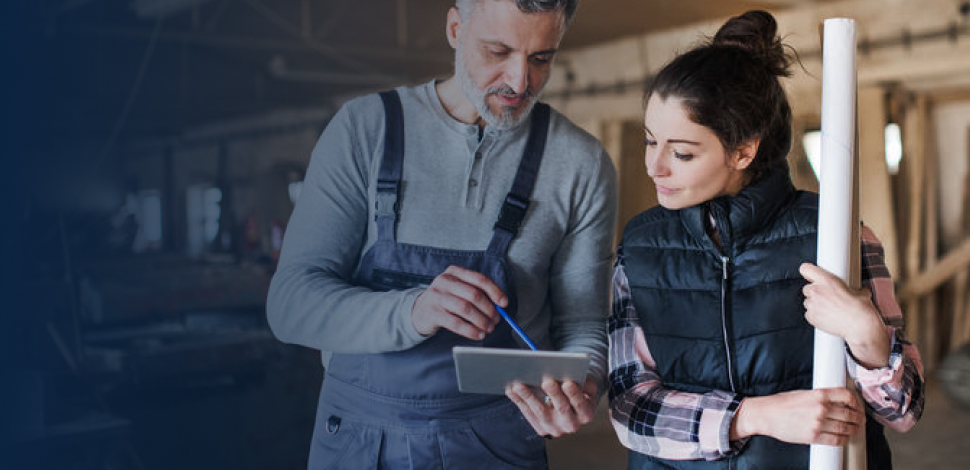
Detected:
[439,406,547,470]
[307,414,381,470]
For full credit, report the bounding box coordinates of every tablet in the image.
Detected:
[452,346,591,395]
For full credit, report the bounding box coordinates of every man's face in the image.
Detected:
[448,1,565,129]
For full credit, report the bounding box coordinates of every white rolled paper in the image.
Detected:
[811,18,858,470]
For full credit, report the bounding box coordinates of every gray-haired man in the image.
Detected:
[266,1,616,468]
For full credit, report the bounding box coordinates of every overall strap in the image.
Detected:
[487,103,551,255]
[375,90,405,242]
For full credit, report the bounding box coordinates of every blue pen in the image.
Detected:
[493,303,538,351]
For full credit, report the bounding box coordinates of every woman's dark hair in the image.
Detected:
[648,10,794,182]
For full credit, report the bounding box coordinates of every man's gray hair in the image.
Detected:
[455,0,578,25]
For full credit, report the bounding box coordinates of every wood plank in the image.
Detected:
[951,270,968,352]
[858,86,900,278]
[904,94,925,285]
[603,118,657,247]
[616,119,655,233]
[963,281,970,345]
[846,114,866,470]
[922,97,940,360]
[902,93,926,346]
[899,237,970,300]
[954,130,970,349]
[596,119,623,246]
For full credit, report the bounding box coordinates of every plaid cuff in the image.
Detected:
[698,391,745,458]
[847,330,901,387]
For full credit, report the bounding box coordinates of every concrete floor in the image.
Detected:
[547,379,970,470]
[64,358,962,470]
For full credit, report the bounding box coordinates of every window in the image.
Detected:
[186,185,222,256]
[288,180,303,205]
[136,189,162,251]
[802,123,903,178]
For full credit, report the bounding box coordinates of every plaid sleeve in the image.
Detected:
[848,225,925,432]
[608,254,744,460]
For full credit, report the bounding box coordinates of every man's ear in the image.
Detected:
[731,140,759,170]
[446,7,461,49]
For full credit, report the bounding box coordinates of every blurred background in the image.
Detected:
[2,0,970,468]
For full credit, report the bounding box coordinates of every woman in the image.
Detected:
[608,10,924,470]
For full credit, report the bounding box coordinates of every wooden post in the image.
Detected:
[921,96,939,364]
[857,86,899,281]
[955,131,970,350]
[614,119,655,234]
[902,94,927,357]
[898,238,970,300]
[845,129,866,470]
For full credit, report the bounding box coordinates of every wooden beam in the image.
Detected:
[951,270,968,353]
[955,131,970,349]
[921,96,940,366]
[899,236,970,301]
[903,95,925,284]
[75,27,453,64]
[902,92,925,349]
[962,283,970,346]
[545,0,968,124]
[858,86,900,278]
[617,120,655,232]
[755,0,820,5]
[928,87,970,105]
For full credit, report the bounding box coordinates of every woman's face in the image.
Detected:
[643,94,754,210]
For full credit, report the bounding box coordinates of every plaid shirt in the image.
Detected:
[608,225,925,460]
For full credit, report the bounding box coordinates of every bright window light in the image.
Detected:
[203,187,222,243]
[803,130,822,178]
[138,190,163,246]
[186,185,223,256]
[884,123,902,175]
[288,180,303,205]
[801,123,904,179]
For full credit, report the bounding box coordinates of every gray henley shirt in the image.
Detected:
[267,80,617,384]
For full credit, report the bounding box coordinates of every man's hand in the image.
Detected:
[505,377,598,438]
[731,387,865,446]
[411,265,504,340]
[799,263,890,369]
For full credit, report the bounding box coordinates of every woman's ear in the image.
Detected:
[731,140,759,170]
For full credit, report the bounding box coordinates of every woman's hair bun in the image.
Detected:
[712,10,792,77]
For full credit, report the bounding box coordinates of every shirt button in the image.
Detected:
[475,151,483,160]
[469,179,478,187]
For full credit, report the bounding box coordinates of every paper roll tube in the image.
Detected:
[810,17,858,470]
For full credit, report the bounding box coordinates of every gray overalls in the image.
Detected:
[307,90,551,469]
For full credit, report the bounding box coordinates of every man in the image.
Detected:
[266,0,616,468]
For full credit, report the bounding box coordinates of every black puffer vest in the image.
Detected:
[621,169,890,469]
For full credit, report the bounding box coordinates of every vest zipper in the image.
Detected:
[720,255,737,393]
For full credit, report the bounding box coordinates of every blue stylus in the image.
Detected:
[494,303,538,351]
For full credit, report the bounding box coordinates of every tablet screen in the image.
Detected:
[452,346,590,395]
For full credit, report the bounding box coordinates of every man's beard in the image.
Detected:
[455,44,539,130]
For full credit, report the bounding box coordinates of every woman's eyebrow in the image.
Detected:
[644,126,700,145]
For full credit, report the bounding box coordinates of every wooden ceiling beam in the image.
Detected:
[75,27,453,64]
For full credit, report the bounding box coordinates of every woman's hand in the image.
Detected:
[799,263,890,369]
[732,388,865,446]
[506,377,598,438]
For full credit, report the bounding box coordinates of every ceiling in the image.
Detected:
[11,0,838,148]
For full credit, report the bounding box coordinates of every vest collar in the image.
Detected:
[679,167,796,252]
